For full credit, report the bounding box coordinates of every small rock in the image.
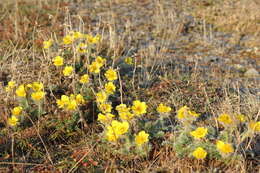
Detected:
[244,68,259,77]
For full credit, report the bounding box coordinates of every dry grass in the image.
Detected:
[0,0,259,172]
[189,0,260,47]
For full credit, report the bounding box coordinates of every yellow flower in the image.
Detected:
[61,95,70,104]
[192,147,207,159]
[106,127,119,142]
[63,66,73,76]
[105,68,117,81]
[79,74,89,84]
[188,110,200,117]
[77,43,88,53]
[98,113,115,124]
[157,103,171,114]
[88,62,101,74]
[218,113,233,125]
[113,120,129,135]
[16,85,26,97]
[63,34,74,44]
[8,81,16,88]
[116,104,128,113]
[125,57,133,65]
[135,131,149,146]
[53,56,64,67]
[5,81,16,92]
[43,39,53,49]
[97,113,107,123]
[177,106,189,119]
[95,56,106,67]
[249,121,260,132]
[96,91,107,103]
[56,99,63,108]
[85,34,100,44]
[116,104,134,120]
[105,82,116,94]
[99,103,112,113]
[98,113,107,124]
[71,31,83,39]
[216,140,234,154]
[12,106,23,116]
[76,94,85,104]
[32,82,44,91]
[132,100,147,116]
[8,116,19,127]
[31,91,45,101]
[236,114,246,123]
[177,106,200,120]
[106,120,129,142]
[190,127,208,139]
[106,113,115,119]
[119,111,134,121]
[70,94,75,99]
[92,34,101,43]
[67,99,77,111]
[56,95,70,108]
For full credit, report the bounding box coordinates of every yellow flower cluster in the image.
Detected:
[98,113,115,124]
[12,106,23,116]
[85,34,100,44]
[97,96,148,145]
[77,42,88,53]
[29,82,45,101]
[106,120,129,142]
[62,32,100,52]
[15,82,45,101]
[56,94,84,111]
[63,31,83,45]
[8,106,24,127]
[88,56,106,74]
[116,104,134,121]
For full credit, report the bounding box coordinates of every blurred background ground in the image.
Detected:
[0,0,259,172]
